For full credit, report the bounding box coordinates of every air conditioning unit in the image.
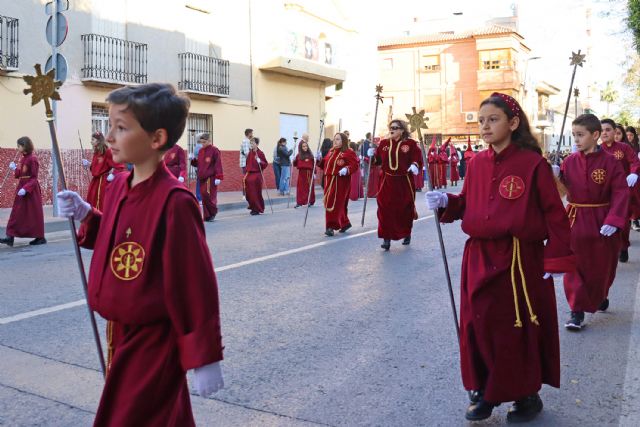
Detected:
[464,111,478,123]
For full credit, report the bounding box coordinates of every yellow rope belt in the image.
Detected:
[19,176,31,179]
[510,237,539,328]
[566,203,610,228]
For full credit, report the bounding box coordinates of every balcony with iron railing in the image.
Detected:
[0,14,19,71]
[178,52,229,97]
[81,34,147,85]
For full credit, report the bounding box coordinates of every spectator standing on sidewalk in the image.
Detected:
[272,142,281,190]
[277,137,293,195]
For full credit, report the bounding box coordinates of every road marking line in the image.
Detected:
[0,214,435,325]
[0,300,87,325]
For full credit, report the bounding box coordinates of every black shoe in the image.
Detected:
[598,298,609,312]
[620,249,629,263]
[339,224,352,233]
[415,188,422,192]
[468,390,482,404]
[0,236,14,247]
[250,211,259,216]
[633,219,640,231]
[204,216,215,222]
[29,237,47,245]
[294,204,301,208]
[381,239,391,251]
[506,393,543,423]
[325,228,334,237]
[402,236,411,245]
[565,311,585,331]
[465,399,497,421]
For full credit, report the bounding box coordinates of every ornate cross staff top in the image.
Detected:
[23,63,107,377]
[23,64,62,118]
[405,107,429,142]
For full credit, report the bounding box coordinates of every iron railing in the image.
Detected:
[0,15,19,70]
[81,34,147,83]
[178,52,229,96]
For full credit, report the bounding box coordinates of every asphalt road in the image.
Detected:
[1,185,640,426]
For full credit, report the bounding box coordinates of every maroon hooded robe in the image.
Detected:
[191,144,223,219]
[6,152,44,239]
[86,149,123,211]
[560,149,628,312]
[164,145,187,181]
[373,137,422,240]
[77,163,223,427]
[244,149,268,213]
[439,144,575,403]
[293,153,317,206]
[319,148,359,230]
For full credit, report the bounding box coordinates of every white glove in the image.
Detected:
[256,158,261,164]
[9,161,17,171]
[17,188,26,197]
[367,148,375,157]
[56,190,92,221]
[188,153,195,161]
[600,224,618,237]
[214,179,221,186]
[82,159,90,167]
[627,173,638,187]
[193,362,224,397]
[106,173,115,182]
[316,151,323,160]
[338,167,348,176]
[425,191,448,209]
[178,176,185,183]
[359,155,363,161]
[408,164,419,175]
[551,164,560,177]
[543,272,562,279]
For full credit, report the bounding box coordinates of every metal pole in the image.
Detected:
[303,117,325,227]
[47,115,106,377]
[0,151,20,192]
[361,90,383,227]
[51,1,60,216]
[256,155,273,214]
[418,132,460,341]
[554,50,584,164]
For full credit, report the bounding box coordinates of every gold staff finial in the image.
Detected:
[570,51,586,67]
[23,64,62,118]
[405,106,429,141]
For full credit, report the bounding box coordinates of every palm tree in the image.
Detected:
[600,81,619,116]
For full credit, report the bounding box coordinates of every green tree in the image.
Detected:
[629,0,640,53]
[600,81,619,116]
[614,109,637,126]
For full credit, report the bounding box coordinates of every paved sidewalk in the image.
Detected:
[0,188,323,235]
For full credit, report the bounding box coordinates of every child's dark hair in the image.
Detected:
[480,95,541,155]
[17,136,34,154]
[252,137,260,145]
[626,126,639,152]
[601,118,616,129]
[572,114,602,134]
[106,83,190,151]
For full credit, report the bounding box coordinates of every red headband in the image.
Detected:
[491,92,522,118]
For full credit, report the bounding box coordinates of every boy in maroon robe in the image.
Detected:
[0,137,46,247]
[600,118,640,263]
[370,119,422,250]
[56,83,224,427]
[163,143,187,182]
[190,133,223,221]
[426,93,575,422]
[318,132,359,236]
[557,114,628,330]
[244,137,268,215]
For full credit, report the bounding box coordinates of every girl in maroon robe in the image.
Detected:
[244,137,268,215]
[371,119,422,250]
[293,140,317,207]
[558,114,628,330]
[190,133,223,221]
[85,132,122,211]
[1,137,46,247]
[426,93,575,422]
[427,137,441,189]
[318,133,359,236]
